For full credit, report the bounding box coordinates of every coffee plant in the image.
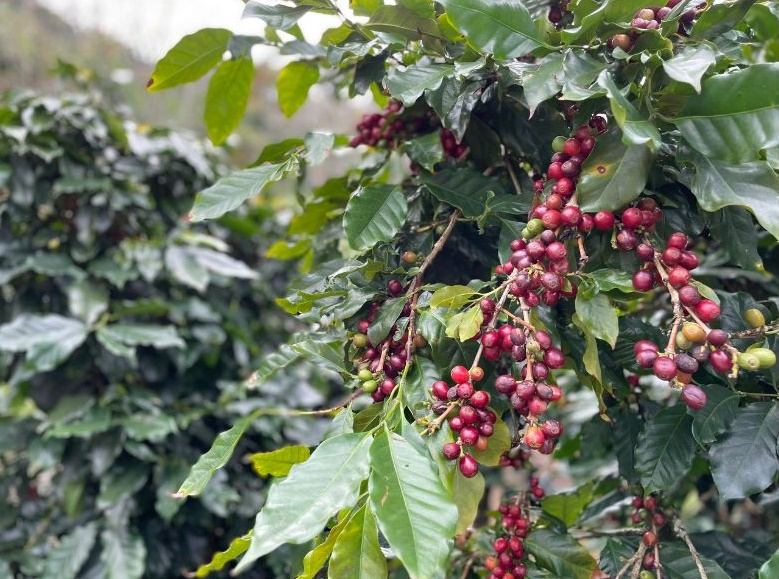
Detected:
[144,1,779,577]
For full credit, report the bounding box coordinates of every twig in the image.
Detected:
[615,543,648,579]
[459,553,477,579]
[505,158,523,196]
[729,320,779,339]
[498,307,536,332]
[426,401,458,434]
[673,517,708,579]
[572,527,645,539]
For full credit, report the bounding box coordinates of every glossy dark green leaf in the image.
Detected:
[195,532,252,578]
[369,429,457,579]
[572,313,602,385]
[297,515,349,579]
[0,314,87,352]
[236,433,372,573]
[598,537,637,577]
[574,293,619,348]
[277,61,320,118]
[100,529,146,579]
[525,528,598,579]
[441,0,542,59]
[705,207,765,271]
[596,71,661,151]
[662,44,716,93]
[205,57,254,145]
[328,504,387,579]
[679,146,779,241]
[343,185,407,251]
[512,53,564,116]
[147,28,231,91]
[404,132,445,171]
[660,541,731,579]
[614,408,643,483]
[367,5,442,44]
[386,64,454,106]
[560,50,609,101]
[563,0,647,43]
[578,128,654,212]
[368,297,407,346]
[67,280,108,325]
[709,402,779,500]
[690,384,741,445]
[121,414,178,443]
[98,462,150,509]
[635,405,697,493]
[249,445,311,478]
[422,167,505,217]
[691,0,756,40]
[675,64,779,163]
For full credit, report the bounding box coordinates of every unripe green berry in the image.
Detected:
[737,352,761,372]
[358,368,373,381]
[744,308,765,328]
[750,347,777,369]
[527,218,544,237]
[362,379,378,393]
[552,136,567,153]
[353,333,369,348]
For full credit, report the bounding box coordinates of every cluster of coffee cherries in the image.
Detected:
[609,0,705,52]
[483,499,534,579]
[440,128,468,160]
[353,278,423,404]
[629,494,667,573]
[349,100,436,149]
[434,365,497,478]
[547,0,571,28]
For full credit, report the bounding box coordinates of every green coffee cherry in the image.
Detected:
[750,347,777,369]
[551,135,567,153]
[357,367,373,381]
[744,308,766,328]
[737,352,761,371]
[362,379,378,393]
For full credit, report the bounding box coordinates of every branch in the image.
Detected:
[673,517,708,579]
[615,542,648,579]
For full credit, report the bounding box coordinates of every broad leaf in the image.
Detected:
[195,532,252,578]
[0,314,86,352]
[453,471,485,535]
[67,280,108,326]
[147,28,231,91]
[405,131,445,171]
[574,293,619,348]
[596,71,661,151]
[369,429,457,579]
[577,128,654,212]
[243,2,313,29]
[290,339,349,375]
[176,415,254,497]
[189,159,296,221]
[249,445,311,477]
[662,44,716,93]
[386,64,454,106]
[470,415,510,466]
[205,56,254,145]
[660,541,731,579]
[690,384,741,445]
[512,53,565,116]
[445,305,484,342]
[328,504,387,579]
[277,61,320,118]
[100,528,146,579]
[343,185,407,251]
[236,434,372,572]
[441,0,542,60]
[97,323,184,349]
[429,285,476,309]
[422,167,506,218]
[572,313,602,385]
[42,523,97,579]
[298,515,351,579]
[709,402,779,500]
[759,549,779,579]
[635,405,697,493]
[368,297,407,346]
[525,528,598,579]
[675,63,779,163]
[542,482,595,528]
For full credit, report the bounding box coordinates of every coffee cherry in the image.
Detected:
[496,374,517,394]
[541,209,562,229]
[738,352,761,371]
[709,349,732,373]
[387,279,403,296]
[616,229,638,251]
[380,378,396,395]
[610,33,632,51]
[745,308,766,328]
[640,571,654,579]
[678,285,701,307]
[470,366,485,382]
[706,329,728,347]
[751,347,777,369]
[451,365,471,384]
[653,356,677,380]
[541,419,563,439]
[661,247,682,266]
[460,426,480,446]
[674,352,699,374]
[621,207,643,229]
[457,381,475,399]
[679,251,699,270]
[471,390,490,408]
[636,243,655,262]
[544,347,566,369]
[682,322,706,343]
[443,442,461,460]
[667,232,688,249]
[632,269,655,292]
[459,454,479,478]
[634,340,659,355]
[524,425,545,449]
[642,531,657,547]
[695,299,720,323]
[432,380,449,400]
[363,379,378,393]
[667,266,691,288]
[401,250,418,264]
[593,211,615,230]
[681,384,707,410]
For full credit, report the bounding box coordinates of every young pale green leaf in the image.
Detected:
[690,384,741,445]
[249,445,311,478]
[596,71,661,151]
[675,63,779,163]
[709,402,779,500]
[662,44,716,93]
[429,285,477,310]
[195,532,252,578]
[343,185,407,251]
[386,64,454,106]
[42,522,97,579]
[660,541,731,579]
[525,528,597,579]
[100,528,146,579]
[369,429,457,579]
[236,434,371,573]
[176,415,254,497]
[189,159,296,222]
[276,61,320,118]
[298,514,351,579]
[205,57,254,145]
[452,471,484,535]
[574,293,619,348]
[635,405,697,493]
[679,147,779,242]
[577,127,654,212]
[542,482,595,528]
[147,28,231,92]
[441,0,543,60]
[328,504,387,579]
[445,305,483,342]
[243,1,313,29]
[759,548,779,579]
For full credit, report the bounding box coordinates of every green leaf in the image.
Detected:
[759,548,779,579]
[386,64,454,106]
[205,57,254,145]
[46,406,112,438]
[368,297,407,346]
[98,462,149,509]
[147,28,231,91]
[577,127,654,212]
[705,207,765,271]
[298,515,351,579]
[277,61,320,118]
[512,53,565,116]
[422,167,506,218]
[679,146,779,242]
[247,344,302,389]
[67,280,108,326]
[587,269,635,294]
[542,482,595,528]
[249,445,311,477]
[236,433,372,573]
[445,305,484,342]
[429,285,476,309]
[691,0,758,40]
[574,293,619,348]
[304,132,335,166]
[405,131,445,171]
[242,2,313,29]
[195,532,252,578]
[470,415,510,466]
[100,528,146,579]
[441,0,542,60]
[290,339,349,375]
[176,415,254,497]
[328,504,387,579]
[690,384,741,445]
[343,185,408,251]
[164,245,209,291]
[97,323,184,350]
[709,402,779,500]
[662,44,717,93]
[660,541,731,579]
[596,70,661,151]
[525,528,598,579]
[452,471,484,535]
[0,314,86,352]
[572,313,602,385]
[42,522,97,579]
[599,537,637,577]
[635,405,697,493]
[368,429,457,579]
[189,159,296,222]
[367,5,441,44]
[675,63,779,163]
[121,413,178,442]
